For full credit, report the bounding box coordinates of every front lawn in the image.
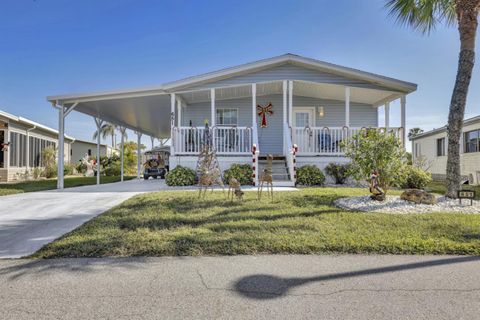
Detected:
[33,188,480,258]
[0,176,135,196]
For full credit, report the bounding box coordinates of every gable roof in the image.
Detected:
[410,115,480,140]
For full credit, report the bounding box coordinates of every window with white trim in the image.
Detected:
[216,108,238,126]
[436,138,446,156]
[464,129,480,153]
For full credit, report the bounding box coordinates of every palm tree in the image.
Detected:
[386,0,480,198]
[93,123,117,148]
[408,127,424,139]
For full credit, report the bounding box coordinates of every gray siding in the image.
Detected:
[183,63,393,92]
[293,96,377,127]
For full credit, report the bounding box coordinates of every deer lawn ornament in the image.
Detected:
[228,177,243,201]
[257,154,274,201]
[198,168,225,199]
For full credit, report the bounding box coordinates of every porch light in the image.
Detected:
[318,106,325,118]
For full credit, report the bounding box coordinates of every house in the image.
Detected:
[0,110,74,182]
[70,139,115,164]
[48,54,417,187]
[410,115,480,185]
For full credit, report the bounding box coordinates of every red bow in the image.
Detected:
[257,103,273,128]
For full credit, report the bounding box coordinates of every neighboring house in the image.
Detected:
[0,110,74,182]
[410,115,480,185]
[48,54,417,186]
[70,139,115,164]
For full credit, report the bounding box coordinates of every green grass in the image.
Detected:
[32,188,480,258]
[0,176,135,196]
[427,181,480,200]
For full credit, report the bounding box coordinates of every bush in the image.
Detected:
[325,163,351,184]
[104,162,121,176]
[296,165,325,186]
[223,164,253,185]
[64,163,75,176]
[43,166,57,179]
[400,165,432,189]
[342,129,406,194]
[165,166,197,186]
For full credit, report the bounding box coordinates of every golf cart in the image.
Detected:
[143,146,170,180]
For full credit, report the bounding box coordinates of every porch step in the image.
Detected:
[258,158,292,182]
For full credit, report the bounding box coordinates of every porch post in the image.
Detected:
[252,83,257,126]
[170,93,175,156]
[151,136,155,149]
[385,102,390,131]
[57,105,65,189]
[120,127,126,182]
[282,80,287,125]
[177,99,182,127]
[94,117,104,185]
[210,88,216,126]
[345,86,350,127]
[400,95,406,147]
[136,131,142,179]
[288,81,293,126]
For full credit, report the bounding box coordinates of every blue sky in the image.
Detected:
[0,0,477,150]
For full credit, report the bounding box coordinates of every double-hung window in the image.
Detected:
[216,108,238,126]
[436,137,446,156]
[464,129,480,153]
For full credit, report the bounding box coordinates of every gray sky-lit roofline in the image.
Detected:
[410,114,480,141]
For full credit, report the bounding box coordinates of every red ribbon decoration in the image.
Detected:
[257,103,273,128]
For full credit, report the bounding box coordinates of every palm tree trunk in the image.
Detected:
[446,1,479,198]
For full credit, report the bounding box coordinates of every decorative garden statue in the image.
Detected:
[228,177,243,201]
[82,153,95,177]
[257,154,274,201]
[369,170,385,201]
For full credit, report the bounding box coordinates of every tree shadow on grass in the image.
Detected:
[233,256,480,299]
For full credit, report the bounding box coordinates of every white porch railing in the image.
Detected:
[172,126,253,155]
[292,126,403,156]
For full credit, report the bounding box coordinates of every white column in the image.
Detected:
[177,99,182,127]
[210,88,216,126]
[25,129,31,172]
[151,136,155,149]
[385,102,390,131]
[120,127,126,182]
[282,80,287,125]
[288,81,293,126]
[170,93,175,156]
[252,83,257,126]
[136,132,142,179]
[94,118,103,185]
[345,87,350,127]
[400,95,406,147]
[57,106,65,189]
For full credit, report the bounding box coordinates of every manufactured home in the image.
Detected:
[411,115,480,185]
[48,54,417,187]
[0,110,74,182]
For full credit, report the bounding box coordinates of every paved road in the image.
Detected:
[0,255,479,320]
[0,179,166,258]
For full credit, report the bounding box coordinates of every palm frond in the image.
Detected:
[385,0,456,34]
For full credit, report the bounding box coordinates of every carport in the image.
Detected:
[47,87,176,189]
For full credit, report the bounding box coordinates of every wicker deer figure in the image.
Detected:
[198,168,225,198]
[257,154,273,201]
[228,177,243,201]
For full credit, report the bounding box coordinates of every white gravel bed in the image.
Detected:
[334,195,480,214]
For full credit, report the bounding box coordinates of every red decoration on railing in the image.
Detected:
[257,103,273,128]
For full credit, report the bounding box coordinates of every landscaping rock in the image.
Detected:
[400,189,437,205]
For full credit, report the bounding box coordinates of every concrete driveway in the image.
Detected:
[0,255,479,319]
[0,179,167,258]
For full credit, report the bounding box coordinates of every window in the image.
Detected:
[0,130,4,168]
[216,108,238,126]
[464,129,480,153]
[414,143,420,158]
[88,149,92,156]
[9,132,27,167]
[436,138,446,156]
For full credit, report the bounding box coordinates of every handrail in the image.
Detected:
[284,122,295,184]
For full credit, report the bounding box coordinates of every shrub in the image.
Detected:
[41,146,57,178]
[104,162,121,176]
[64,163,75,176]
[400,165,432,189]
[223,164,253,185]
[76,161,87,174]
[325,162,351,184]
[165,166,197,186]
[43,166,57,179]
[296,165,325,186]
[342,129,406,194]
[32,167,42,180]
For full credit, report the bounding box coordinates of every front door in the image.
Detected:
[293,108,315,128]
